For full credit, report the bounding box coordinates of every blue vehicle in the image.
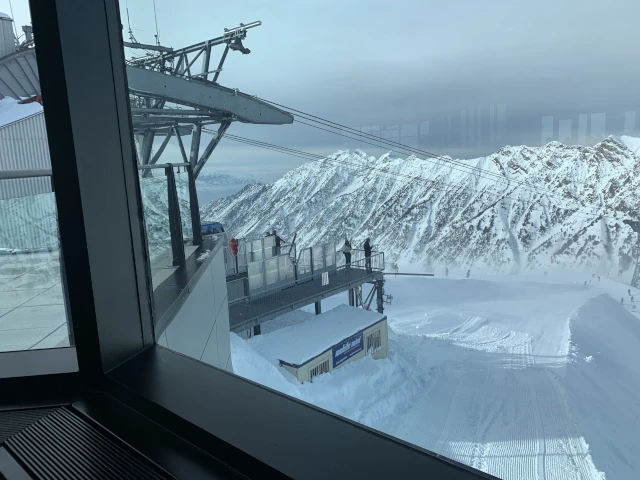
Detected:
[201,221,225,236]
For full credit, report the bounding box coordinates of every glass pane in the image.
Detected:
[313,246,325,272]
[298,248,312,275]
[175,169,193,243]
[0,152,70,352]
[138,170,181,290]
[0,9,74,355]
[247,261,264,291]
[264,235,275,258]
[278,255,289,281]
[325,246,335,269]
[265,257,278,286]
[120,2,640,477]
[251,239,263,262]
[237,239,248,273]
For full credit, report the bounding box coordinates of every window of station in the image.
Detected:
[0,7,72,355]
[116,1,640,479]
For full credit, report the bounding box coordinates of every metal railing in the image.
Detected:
[0,169,57,253]
[229,250,384,306]
[0,169,53,181]
[229,235,295,274]
[138,162,202,268]
[0,169,74,344]
[227,276,248,303]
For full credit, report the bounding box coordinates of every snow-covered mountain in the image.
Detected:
[201,136,640,274]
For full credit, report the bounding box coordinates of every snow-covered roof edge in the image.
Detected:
[278,316,387,368]
[0,109,43,129]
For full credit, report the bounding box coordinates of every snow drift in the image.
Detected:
[232,273,640,479]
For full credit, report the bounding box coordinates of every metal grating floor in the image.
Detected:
[1,406,172,479]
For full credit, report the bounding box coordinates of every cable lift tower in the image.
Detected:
[123,20,293,177]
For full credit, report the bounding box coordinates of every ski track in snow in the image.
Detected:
[385,288,606,480]
[230,273,640,479]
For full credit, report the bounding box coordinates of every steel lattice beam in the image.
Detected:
[194,121,231,178]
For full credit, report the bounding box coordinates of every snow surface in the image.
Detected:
[249,304,383,365]
[232,272,640,479]
[0,97,42,128]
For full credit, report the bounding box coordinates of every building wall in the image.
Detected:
[158,243,233,373]
[290,318,389,384]
[0,18,15,59]
[0,112,51,200]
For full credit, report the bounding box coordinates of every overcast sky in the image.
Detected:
[7,0,640,180]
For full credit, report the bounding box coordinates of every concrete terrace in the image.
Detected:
[0,251,69,352]
[0,247,200,352]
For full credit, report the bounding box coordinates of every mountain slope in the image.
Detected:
[201,137,640,273]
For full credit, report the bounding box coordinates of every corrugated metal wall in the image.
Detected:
[0,18,15,59]
[0,111,51,200]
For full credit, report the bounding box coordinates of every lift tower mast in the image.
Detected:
[124,21,293,177]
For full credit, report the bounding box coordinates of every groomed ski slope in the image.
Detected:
[231,271,640,479]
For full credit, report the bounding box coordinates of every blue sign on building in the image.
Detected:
[332,332,364,368]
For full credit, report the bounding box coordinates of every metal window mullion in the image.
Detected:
[165,165,186,267]
[30,0,154,377]
[186,164,202,245]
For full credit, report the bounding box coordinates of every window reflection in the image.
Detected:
[119,0,640,478]
[0,9,71,352]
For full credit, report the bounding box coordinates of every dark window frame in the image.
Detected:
[0,1,495,479]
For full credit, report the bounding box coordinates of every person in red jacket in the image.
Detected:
[229,237,239,256]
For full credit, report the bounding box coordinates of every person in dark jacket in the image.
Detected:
[341,238,352,268]
[272,229,285,255]
[364,237,372,273]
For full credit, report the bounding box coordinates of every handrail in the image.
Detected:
[0,169,52,180]
[138,163,190,170]
[231,251,385,305]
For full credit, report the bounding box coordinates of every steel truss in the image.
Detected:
[125,21,291,177]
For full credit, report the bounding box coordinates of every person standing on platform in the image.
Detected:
[272,229,285,255]
[229,237,239,272]
[342,238,352,269]
[364,237,373,273]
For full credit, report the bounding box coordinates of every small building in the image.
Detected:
[0,103,50,200]
[0,12,48,201]
[261,304,389,384]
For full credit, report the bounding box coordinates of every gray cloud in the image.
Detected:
[120,0,640,177]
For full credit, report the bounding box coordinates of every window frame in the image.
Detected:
[0,1,495,478]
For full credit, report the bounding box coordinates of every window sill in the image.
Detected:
[107,345,495,480]
[0,347,78,379]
